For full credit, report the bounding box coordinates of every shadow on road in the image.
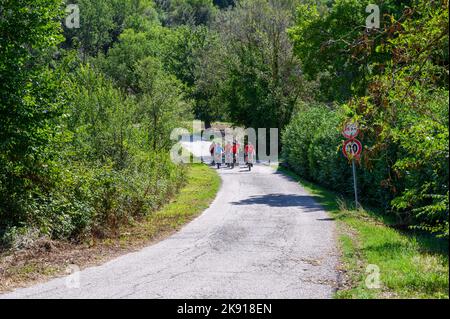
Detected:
[230,193,323,212]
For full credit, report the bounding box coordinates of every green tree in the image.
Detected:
[162,25,222,126]
[342,0,449,236]
[155,0,216,26]
[63,0,160,58]
[64,0,115,57]
[96,26,175,92]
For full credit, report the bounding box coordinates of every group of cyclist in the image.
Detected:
[209,139,255,171]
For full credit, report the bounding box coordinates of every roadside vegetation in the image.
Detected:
[279,166,449,299]
[1,0,192,248]
[0,164,220,292]
[279,0,448,298]
[0,0,448,299]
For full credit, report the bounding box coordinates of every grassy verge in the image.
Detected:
[134,163,221,239]
[0,164,220,292]
[278,166,449,299]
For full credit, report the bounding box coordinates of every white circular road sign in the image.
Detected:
[342,122,359,139]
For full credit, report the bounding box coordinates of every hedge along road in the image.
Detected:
[1,141,338,299]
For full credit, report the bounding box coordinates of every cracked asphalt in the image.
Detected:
[1,152,338,299]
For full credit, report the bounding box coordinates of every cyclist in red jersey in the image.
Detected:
[244,142,255,167]
[232,140,240,168]
[209,141,216,165]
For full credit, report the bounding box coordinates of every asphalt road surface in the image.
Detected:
[1,143,338,299]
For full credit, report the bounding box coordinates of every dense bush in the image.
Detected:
[282,106,352,198]
[390,91,449,235]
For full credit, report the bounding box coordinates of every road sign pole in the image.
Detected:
[342,122,362,209]
[352,159,359,209]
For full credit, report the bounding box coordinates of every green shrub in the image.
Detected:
[283,93,449,237]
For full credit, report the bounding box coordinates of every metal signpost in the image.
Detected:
[342,123,362,209]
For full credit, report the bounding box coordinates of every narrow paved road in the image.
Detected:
[1,144,338,299]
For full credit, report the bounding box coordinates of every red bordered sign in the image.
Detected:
[343,139,362,159]
[342,122,359,139]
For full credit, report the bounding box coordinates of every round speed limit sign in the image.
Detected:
[342,122,359,139]
[343,139,362,159]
